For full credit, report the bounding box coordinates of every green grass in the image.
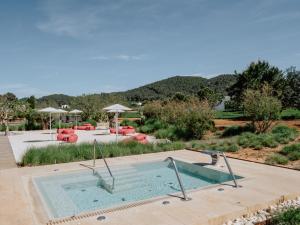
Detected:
[21,141,185,166]
[214,111,245,119]
[280,108,300,120]
[271,207,300,225]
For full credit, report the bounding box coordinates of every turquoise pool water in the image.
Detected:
[34,160,242,218]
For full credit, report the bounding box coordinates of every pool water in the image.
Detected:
[34,160,242,218]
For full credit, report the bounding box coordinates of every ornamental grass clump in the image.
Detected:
[265,153,289,165]
[237,125,298,150]
[21,141,185,166]
[280,143,300,161]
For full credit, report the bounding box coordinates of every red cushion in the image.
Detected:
[134,134,146,141]
[68,134,78,143]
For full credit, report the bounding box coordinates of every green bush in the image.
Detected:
[120,119,139,128]
[221,124,255,137]
[265,154,289,165]
[280,143,300,161]
[154,126,177,140]
[237,126,298,150]
[281,108,300,120]
[271,207,300,225]
[272,125,298,144]
[21,141,186,166]
[85,119,97,127]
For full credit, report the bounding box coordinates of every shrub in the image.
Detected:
[120,119,138,128]
[221,124,255,137]
[280,143,300,161]
[243,84,282,133]
[272,125,298,144]
[154,126,177,140]
[85,119,97,127]
[237,126,298,150]
[144,98,214,140]
[271,207,300,225]
[281,108,300,120]
[265,154,289,165]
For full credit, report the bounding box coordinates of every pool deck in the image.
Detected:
[0,136,17,170]
[0,150,300,225]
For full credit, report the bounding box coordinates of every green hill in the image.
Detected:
[121,74,236,101]
[35,74,236,106]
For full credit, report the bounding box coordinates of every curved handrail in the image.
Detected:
[93,139,115,189]
[165,157,190,201]
[201,150,238,188]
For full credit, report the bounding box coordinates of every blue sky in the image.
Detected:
[0,0,300,98]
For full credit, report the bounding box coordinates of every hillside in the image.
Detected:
[121,74,236,101]
[35,74,236,106]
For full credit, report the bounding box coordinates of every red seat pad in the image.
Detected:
[134,134,147,141]
[68,134,78,143]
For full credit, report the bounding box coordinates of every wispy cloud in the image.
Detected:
[0,83,49,98]
[89,54,146,61]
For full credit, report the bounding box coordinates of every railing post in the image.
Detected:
[165,157,191,201]
[221,152,238,188]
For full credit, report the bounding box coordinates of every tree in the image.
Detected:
[197,86,222,107]
[228,60,285,108]
[282,67,300,109]
[243,85,282,133]
[0,93,27,135]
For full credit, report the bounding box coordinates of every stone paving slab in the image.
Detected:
[0,136,17,170]
[0,150,300,225]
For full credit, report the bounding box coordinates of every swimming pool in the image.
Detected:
[34,159,242,219]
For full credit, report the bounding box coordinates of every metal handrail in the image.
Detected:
[165,157,190,201]
[93,139,115,188]
[201,150,238,188]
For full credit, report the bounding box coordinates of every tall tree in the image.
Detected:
[228,60,285,107]
[282,67,300,109]
[0,93,27,135]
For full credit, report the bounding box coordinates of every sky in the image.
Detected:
[0,0,300,98]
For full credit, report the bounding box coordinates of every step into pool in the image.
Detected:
[34,159,242,219]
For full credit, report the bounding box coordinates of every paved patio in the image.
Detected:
[0,150,300,225]
[0,136,17,170]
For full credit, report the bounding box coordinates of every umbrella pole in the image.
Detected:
[50,112,52,140]
[116,112,118,143]
[59,113,61,129]
[75,113,77,129]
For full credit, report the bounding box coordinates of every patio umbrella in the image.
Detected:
[103,104,131,143]
[38,107,61,140]
[56,109,68,129]
[69,109,83,129]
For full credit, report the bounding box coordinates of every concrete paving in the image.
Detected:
[0,150,299,225]
[0,136,17,170]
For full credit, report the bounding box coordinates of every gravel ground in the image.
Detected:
[223,197,300,225]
